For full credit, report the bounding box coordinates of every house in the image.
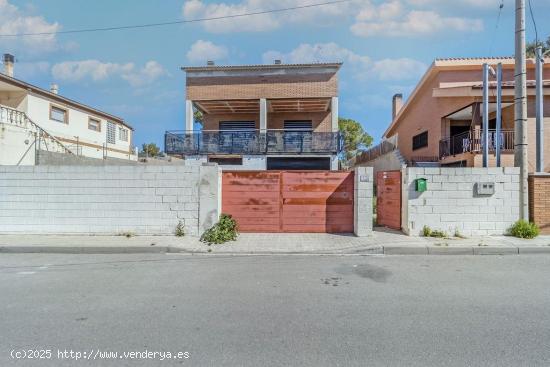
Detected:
[0,53,137,165]
[165,61,341,170]
[360,57,550,172]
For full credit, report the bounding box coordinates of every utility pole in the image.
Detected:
[496,63,503,167]
[482,63,490,167]
[514,0,529,220]
[535,46,544,172]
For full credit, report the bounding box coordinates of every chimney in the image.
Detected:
[50,83,59,94]
[206,60,215,66]
[392,93,403,120]
[3,53,14,77]
[274,60,282,65]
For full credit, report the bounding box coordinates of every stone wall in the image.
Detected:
[529,174,550,234]
[403,167,520,236]
[0,165,220,236]
[37,150,138,166]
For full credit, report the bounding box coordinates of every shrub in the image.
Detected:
[421,225,432,237]
[509,220,540,239]
[175,221,185,237]
[421,225,447,238]
[200,214,238,245]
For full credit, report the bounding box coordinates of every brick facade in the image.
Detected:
[528,174,550,234]
[202,111,332,132]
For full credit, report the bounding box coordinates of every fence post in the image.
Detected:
[354,166,373,237]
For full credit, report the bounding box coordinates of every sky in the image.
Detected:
[1,0,549,149]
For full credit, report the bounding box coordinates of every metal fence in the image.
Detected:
[439,129,514,159]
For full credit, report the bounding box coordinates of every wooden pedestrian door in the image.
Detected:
[222,171,354,233]
[376,171,401,230]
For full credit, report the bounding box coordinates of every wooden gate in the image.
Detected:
[222,171,354,233]
[376,171,401,230]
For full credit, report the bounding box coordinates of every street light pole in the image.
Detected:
[514,0,529,220]
[496,63,503,167]
[483,63,490,168]
[535,46,544,172]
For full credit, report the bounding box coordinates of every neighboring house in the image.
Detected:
[0,53,137,165]
[165,61,341,170]
[366,57,550,172]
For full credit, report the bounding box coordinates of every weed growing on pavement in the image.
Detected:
[175,221,185,237]
[118,231,135,238]
[509,220,539,239]
[200,214,238,245]
[422,225,448,238]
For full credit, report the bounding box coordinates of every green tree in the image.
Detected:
[141,143,160,157]
[526,36,550,58]
[193,109,203,126]
[338,117,373,162]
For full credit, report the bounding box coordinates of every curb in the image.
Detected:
[1,245,549,256]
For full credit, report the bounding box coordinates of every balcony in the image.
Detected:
[439,129,515,159]
[165,130,341,155]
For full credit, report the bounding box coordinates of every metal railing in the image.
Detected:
[0,104,74,155]
[165,129,340,155]
[439,129,514,159]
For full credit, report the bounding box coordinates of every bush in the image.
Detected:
[200,214,238,245]
[421,225,447,238]
[509,220,540,239]
[175,221,185,237]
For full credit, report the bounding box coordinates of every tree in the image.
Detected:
[193,109,203,126]
[141,143,160,157]
[338,117,373,162]
[526,36,550,58]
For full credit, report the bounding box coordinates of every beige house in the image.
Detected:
[165,62,341,170]
[376,57,550,172]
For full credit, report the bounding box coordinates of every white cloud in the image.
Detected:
[262,43,426,82]
[182,0,351,33]
[51,60,167,87]
[186,40,228,64]
[351,1,483,38]
[371,58,427,81]
[0,0,61,53]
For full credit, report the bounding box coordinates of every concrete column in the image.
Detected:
[354,166,373,237]
[260,98,267,131]
[331,97,339,132]
[198,163,221,236]
[185,100,194,132]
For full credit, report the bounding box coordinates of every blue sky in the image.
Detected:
[2,0,549,149]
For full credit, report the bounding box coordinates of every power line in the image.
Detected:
[0,0,352,38]
[528,0,538,45]
[488,0,504,56]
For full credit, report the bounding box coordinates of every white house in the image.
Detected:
[0,53,137,165]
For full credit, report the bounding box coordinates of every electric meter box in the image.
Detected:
[415,178,427,192]
[476,182,495,196]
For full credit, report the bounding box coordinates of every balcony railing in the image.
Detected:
[439,129,514,159]
[165,130,340,155]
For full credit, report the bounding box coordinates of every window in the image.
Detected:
[107,121,116,144]
[208,157,243,165]
[88,117,101,132]
[412,131,429,151]
[283,121,313,131]
[50,105,68,124]
[119,126,128,142]
[219,121,255,131]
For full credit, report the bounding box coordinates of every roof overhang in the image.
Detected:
[443,102,514,121]
[194,97,332,114]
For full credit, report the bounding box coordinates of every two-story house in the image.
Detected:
[165,61,341,170]
[359,57,550,172]
[0,53,137,165]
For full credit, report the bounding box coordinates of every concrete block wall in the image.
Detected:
[0,165,220,236]
[354,166,374,237]
[403,167,520,236]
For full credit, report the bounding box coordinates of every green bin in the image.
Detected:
[415,178,427,192]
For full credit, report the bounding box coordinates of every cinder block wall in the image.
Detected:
[403,167,520,236]
[529,174,550,234]
[354,166,374,237]
[0,165,220,236]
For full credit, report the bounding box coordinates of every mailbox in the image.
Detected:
[415,178,427,192]
[476,182,495,196]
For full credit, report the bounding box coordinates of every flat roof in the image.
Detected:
[0,73,133,130]
[182,62,343,72]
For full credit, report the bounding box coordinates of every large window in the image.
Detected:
[88,117,101,132]
[412,131,429,151]
[50,105,68,124]
[119,126,128,142]
[107,122,116,144]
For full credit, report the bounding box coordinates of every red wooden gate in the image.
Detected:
[376,171,401,230]
[222,171,354,233]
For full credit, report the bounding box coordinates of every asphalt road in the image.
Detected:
[1,253,549,367]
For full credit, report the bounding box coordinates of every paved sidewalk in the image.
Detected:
[1,230,550,255]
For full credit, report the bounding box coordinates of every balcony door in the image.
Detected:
[283,121,313,152]
[218,121,256,153]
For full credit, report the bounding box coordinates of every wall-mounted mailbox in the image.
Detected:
[476,182,495,196]
[415,178,427,192]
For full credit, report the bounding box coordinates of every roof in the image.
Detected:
[383,56,550,137]
[0,73,133,130]
[182,62,343,72]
